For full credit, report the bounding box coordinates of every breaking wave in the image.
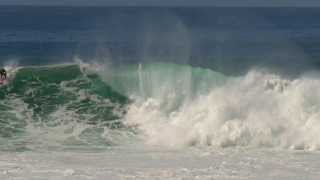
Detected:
[123,63,320,151]
[2,61,320,151]
[0,63,129,151]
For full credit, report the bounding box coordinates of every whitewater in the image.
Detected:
[2,6,320,180]
[0,61,320,179]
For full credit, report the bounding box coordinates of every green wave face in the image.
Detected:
[0,62,228,151]
[105,62,227,98]
[0,64,129,150]
[103,62,227,113]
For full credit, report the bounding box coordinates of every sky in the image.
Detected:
[0,0,320,6]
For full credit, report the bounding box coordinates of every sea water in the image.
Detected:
[0,6,320,179]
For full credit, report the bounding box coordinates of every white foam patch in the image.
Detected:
[75,57,105,75]
[125,69,320,150]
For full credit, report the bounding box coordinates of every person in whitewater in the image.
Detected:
[0,68,7,80]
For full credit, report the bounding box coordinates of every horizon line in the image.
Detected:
[0,4,319,8]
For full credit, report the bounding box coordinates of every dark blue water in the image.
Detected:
[1,6,320,75]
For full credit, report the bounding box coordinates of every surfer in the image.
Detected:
[0,68,7,80]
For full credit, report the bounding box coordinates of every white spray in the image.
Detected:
[125,68,320,151]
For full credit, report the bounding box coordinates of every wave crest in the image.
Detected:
[125,69,320,151]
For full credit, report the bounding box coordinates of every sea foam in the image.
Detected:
[125,68,320,150]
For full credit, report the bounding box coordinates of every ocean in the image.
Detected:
[1,6,320,179]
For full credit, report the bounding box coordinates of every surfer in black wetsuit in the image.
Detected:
[0,68,7,80]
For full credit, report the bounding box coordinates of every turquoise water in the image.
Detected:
[1,6,320,180]
[1,6,320,153]
[0,62,229,151]
[0,64,130,151]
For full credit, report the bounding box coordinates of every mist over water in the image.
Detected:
[124,66,320,150]
[1,7,320,152]
[1,7,319,74]
[79,7,320,151]
[3,6,320,180]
